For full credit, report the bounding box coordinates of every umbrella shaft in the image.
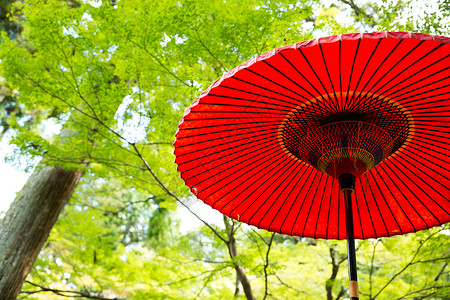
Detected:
[344,188,359,299]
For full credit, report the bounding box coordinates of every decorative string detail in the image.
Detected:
[280,92,412,178]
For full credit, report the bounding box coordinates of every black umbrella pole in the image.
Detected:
[339,174,359,300]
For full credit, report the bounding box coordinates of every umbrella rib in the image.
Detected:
[178,119,280,131]
[205,146,290,204]
[378,163,430,229]
[273,166,316,234]
[176,126,278,150]
[184,139,282,183]
[189,108,290,114]
[318,44,339,111]
[246,160,302,226]
[196,146,286,200]
[231,76,307,103]
[392,155,450,216]
[278,51,323,99]
[206,154,290,212]
[413,127,450,137]
[213,86,299,109]
[180,136,281,175]
[409,135,450,153]
[384,75,450,102]
[262,59,317,101]
[400,94,450,107]
[381,41,449,88]
[235,156,299,223]
[293,101,331,125]
[221,152,295,215]
[352,39,405,103]
[345,38,362,111]
[259,163,308,231]
[406,142,450,168]
[353,187,365,239]
[182,115,285,121]
[412,134,450,149]
[192,100,292,113]
[243,68,311,102]
[367,170,403,235]
[399,146,450,196]
[301,172,325,237]
[358,177,378,238]
[177,130,277,158]
[326,179,336,239]
[411,113,450,117]
[176,123,279,140]
[383,159,441,225]
[297,48,336,112]
[363,41,444,99]
[378,60,450,100]
[348,38,383,111]
[352,97,409,136]
[373,167,416,233]
[312,174,329,239]
[413,121,450,127]
[389,155,450,219]
[290,169,321,236]
[338,190,342,239]
[365,40,426,97]
[364,173,390,236]
[300,172,324,236]
[339,40,343,110]
[351,39,388,109]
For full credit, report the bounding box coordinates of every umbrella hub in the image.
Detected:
[312,121,392,178]
[280,92,413,178]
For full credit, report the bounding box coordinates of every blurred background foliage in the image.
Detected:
[0,0,448,299]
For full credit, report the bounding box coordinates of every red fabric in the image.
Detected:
[175,32,450,239]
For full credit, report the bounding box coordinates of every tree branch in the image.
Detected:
[20,281,118,300]
[224,215,255,300]
[273,274,308,295]
[369,240,380,299]
[373,229,444,299]
[121,34,191,87]
[164,264,229,286]
[262,233,275,300]
[194,29,228,73]
[131,142,228,243]
[393,285,450,300]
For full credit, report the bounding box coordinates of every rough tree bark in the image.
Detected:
[0,164,83,299]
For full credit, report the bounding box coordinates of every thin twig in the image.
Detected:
[20,281,117,300]
[393,285,450,300]
[194,29,228,72]
[273,274,308,295]
[369,240,380,298]
[373,229,444,299]
[164,265,229,286]
[131,143,228,243]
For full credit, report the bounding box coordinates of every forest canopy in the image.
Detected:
[0,0,449,299]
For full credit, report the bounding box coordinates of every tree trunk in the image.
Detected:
[0,164,83,299]
[326,246,340,300]
[228,235,255,300]
[223,216,255,300]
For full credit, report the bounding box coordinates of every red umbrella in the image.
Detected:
[174,32,450,299]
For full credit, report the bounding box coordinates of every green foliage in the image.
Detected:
[1,0,449,299]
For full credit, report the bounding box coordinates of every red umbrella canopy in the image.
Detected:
[174,32,450,240]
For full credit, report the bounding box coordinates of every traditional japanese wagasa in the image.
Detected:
[174,32,450,299]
